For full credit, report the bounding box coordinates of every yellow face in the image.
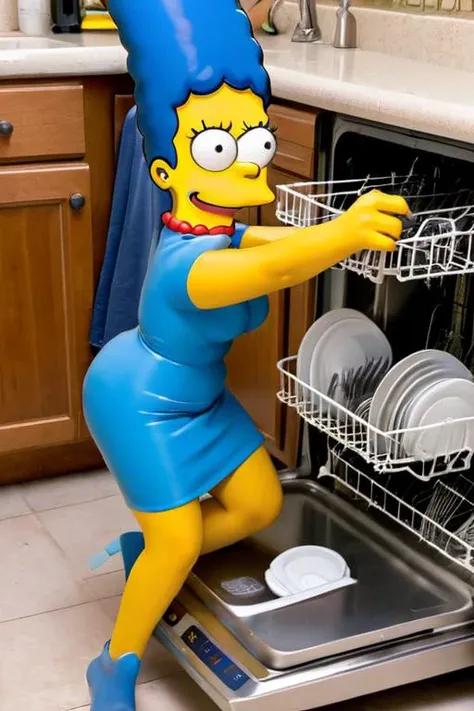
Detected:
[150,84,276,228]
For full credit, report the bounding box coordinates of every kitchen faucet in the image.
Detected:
[292,0,321,42]
[268,0,321,43]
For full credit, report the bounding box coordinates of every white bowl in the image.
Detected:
[270,545,350,595]
[264,568,292,597]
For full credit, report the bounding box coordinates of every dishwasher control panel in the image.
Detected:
[161,601,250,692]
[182,625,250,691]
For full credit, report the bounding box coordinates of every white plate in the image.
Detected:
[270,545,350,595]
[403,378,474,460]
[386,363,465,458]
[309,318,392,404]
[369,350,473,455]
[265,569,292,598]
[297,309,368,385]
[355,397,371,419]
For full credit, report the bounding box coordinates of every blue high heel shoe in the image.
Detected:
[87,642,141,711]
[87,532,145,710]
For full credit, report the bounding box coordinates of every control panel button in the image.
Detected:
[182,625,250,691]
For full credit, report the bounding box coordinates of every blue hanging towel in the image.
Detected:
[89,106,171,349]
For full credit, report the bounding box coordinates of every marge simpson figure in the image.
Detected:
[83,1,409,708]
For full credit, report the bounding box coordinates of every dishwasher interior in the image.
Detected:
[154,118,474,711]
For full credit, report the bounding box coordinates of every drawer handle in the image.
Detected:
[69,193,86,211]
[0,121,14,137]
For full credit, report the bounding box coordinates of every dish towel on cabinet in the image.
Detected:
[89,106,171,349]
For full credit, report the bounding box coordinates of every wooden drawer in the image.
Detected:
[0,84,85,163]
[268,103,317,179]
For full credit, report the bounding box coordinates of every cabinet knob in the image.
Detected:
[69,193,86,211]
[0,121,14,137]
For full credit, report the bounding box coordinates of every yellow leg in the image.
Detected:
[108,446,281,660]
[109,500,202,660]
[200,445,283,555]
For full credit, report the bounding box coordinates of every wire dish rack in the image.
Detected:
[323,446,474,574]
[277,355,474,479]
[276,174,474,285]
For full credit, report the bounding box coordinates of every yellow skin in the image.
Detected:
[109,84,409,661]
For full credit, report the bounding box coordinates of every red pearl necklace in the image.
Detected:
[162,211,235,237]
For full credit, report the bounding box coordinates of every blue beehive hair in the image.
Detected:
[108,0,271,167]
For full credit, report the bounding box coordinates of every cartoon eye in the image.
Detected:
[191,129,238,172]
[237,127,277,169]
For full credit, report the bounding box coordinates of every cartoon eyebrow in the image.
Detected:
[188,120,233,139]
[240,119,278,136]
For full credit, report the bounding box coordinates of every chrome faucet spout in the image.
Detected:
[292,0,321,43]
[333,0,357,48]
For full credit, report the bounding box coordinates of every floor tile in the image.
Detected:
[99,596,180,682]
[94,469,120,498]
[0,514,91,622]
[0,601,112,711]
[0,484,31,520]
[22,470,115,512]
[37,495,138,579]
[85,570,125,600]
[136,675,219,711]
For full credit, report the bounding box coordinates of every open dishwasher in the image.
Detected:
[154,116,474,711]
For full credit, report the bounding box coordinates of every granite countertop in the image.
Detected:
[1,30,474,143]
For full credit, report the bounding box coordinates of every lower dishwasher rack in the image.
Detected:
[277,355,474,480]
[323,445,474,577]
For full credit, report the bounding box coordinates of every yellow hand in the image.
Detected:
[341,189,410,253]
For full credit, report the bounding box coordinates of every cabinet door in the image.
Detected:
[226,197,284,450]
[226,289,285,452]
[0,163,94,453]
[226,167,315,466]
[262,167,316,464]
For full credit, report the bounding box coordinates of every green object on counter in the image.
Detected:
[262,20,278,34]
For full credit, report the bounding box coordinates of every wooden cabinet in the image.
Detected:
[0,78,319,480]
[268,103,317,179]
[226,290,286,451]
[227,165,316,467]
[227,169,291,455]
[226,101,320,467]
[0,163,93,453]
[0,75,133,483]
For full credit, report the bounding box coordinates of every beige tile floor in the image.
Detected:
[0,469,473,711]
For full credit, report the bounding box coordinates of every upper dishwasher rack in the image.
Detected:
[276,174,474,284]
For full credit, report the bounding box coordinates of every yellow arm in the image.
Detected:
[240,225,299,247]
[188,191,409,310]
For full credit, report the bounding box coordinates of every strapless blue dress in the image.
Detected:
[83,223,268,512]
